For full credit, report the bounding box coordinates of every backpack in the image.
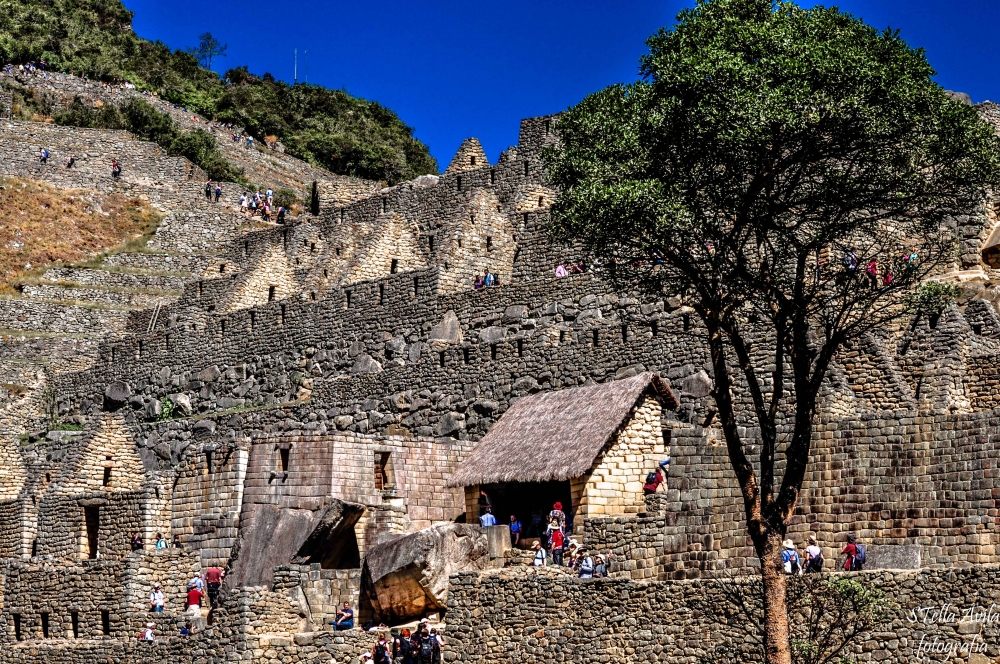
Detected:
[645,472,658,485]
[419,637,434,658]
[854,544,866,567]
[374,643,390,664]
[579,556,594,575]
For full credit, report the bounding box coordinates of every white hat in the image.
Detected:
[146,622,154,628]
[782,539,795,550]
[361,654,372,660]
[154,582,160,587]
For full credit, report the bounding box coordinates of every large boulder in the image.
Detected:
[360,523,489,624]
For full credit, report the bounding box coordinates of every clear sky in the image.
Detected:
[122,0,1000,171]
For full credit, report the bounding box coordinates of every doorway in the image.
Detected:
[481,480,573,543]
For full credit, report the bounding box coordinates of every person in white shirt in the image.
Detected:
[530,541,548,566]
[804,535,824,573]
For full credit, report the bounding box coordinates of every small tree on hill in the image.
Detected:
[187,32,228,70]
[544,1,1000,663]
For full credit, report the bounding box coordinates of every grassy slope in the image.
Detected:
[0,177,161,292]
[0,0,438,183]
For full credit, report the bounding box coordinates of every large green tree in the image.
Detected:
[545,1,1000,662]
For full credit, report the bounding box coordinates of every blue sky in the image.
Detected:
[122,0,1000,171]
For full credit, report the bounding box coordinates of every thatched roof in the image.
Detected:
[447,373,677,487]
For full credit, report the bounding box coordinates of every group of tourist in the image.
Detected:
[359,621,443,664]
[472,269,501,290]
[204,180,224,203]
[781,533,866,575]
[554,260,588,277]
[840,247,919,290]
[5,61,47,77]
[238,188,286,223]
[36,147,123,180]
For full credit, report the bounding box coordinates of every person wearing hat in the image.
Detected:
[781,539,802,575]
[578,548,595,578]
[140,622,155,641]
[149,583,165,612]
[594,554,608,578]
[548,502,566,530]
[804,535,824,573]
[530,541,549,566]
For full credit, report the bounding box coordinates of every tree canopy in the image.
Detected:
[0,0,437,183]
[545,1,1000,662]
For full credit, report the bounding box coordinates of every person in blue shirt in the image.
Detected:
[479,507,497,527]
[509,515,522,547]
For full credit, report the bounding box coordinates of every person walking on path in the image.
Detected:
[478,507,497,527]
[204,180,213,201]
[205,564,224,608]
[781,539,802,575]
[130,532,144,552]
[841,533,865,571]
[804,535,824,573]
[509,515,522,548]
[39,148,49,165]
[214,182,222,203]
[530,541,548,566]
[154,533,168,549]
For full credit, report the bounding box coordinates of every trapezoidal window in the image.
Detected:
[84,506,100,559]
[279,445,291,474]
[71,611,79,638]
[41,613,49,638]
[13,614,21,641]
[374,452,393,490]
[268,285,276,302]
[390,259,399,274]
[101,610,110,636]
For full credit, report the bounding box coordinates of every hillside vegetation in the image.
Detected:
[0,177,161,291]
[0,0,437,183]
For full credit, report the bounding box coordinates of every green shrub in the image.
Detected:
[906,281,961,315]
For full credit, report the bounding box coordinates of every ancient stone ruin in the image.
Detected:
[4,70,1000,663]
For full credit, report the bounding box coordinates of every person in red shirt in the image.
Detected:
[204,565,224,608]
[186,583,204,616]
[550,526,565,566]
[841,533,860,571]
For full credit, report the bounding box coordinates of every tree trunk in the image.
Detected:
[761,533,792,664]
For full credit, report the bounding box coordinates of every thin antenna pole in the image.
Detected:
[294,48,298,84]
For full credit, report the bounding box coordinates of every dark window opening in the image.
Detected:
[311,242,316,253]
[683,314,691,331]
[197,281,203,297]
[544,119,551,134]
[31,539,37,557]
[378,284,385,305]
[490,168,495,184]
[463,348,471,365]
[522,212,529,226]
[374,452,392,490]
[101,611,110,636]
[244,241,250,257]
[973,323,983,335]
[428,237,435,253]
[413,276,420,298]
[651,320,659,337]
[13,614,21,641]
[621,324,628,343]
[340,209,346,223]
[336,247,342,257]
[41,613,49,638]
[513,247,520,264]
[206,451,214,475]
[390,259,399,274]
[310,291,317,301]
[538,196,544,208]
[491,344,498,361]
[220,263,226,274]
[280,304,286,325]
[382,198,388,213]
[137,341,143,359]
[165,334,171,350]
[345,291,352,309]
[458,238,463,248]
[220,319,227,334]
[559,330,567,343]
[470,156,477,166]
[439,351,446,368]
[268,285,276,302]
[84,506,100,559]
[71,612,79,639]
[250,311,256,330]
[524,161,529,176]
[457,176,462,191]
[445,262,451,271]
[324,268,329,278]
[486,236,493,251]
[592,329,600,347]
[111,347,117,363]
[279,446,290,473]
[517,339,524,357]
[102,467,111,487]
[45,473,50,483]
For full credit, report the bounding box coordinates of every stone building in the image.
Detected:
[449,372,677,535]
[6,69,1000,663]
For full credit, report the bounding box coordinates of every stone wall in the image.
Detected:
[445,565,1000,664]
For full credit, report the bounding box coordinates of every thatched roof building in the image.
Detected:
[447,373,677,488]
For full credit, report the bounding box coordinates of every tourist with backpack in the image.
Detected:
[530,541,548,566]
[204,180,213,201]
[392,628,411,664]
[39,148,49,165]
[804,535,824,573]
[841,533,865,571]
[415,627,437,664]
[508,515,522,547]
[214,183,222,202]
[373,635,392,664]
[781,539,802,575]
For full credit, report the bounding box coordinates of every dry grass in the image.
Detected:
[0,177,162,292]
